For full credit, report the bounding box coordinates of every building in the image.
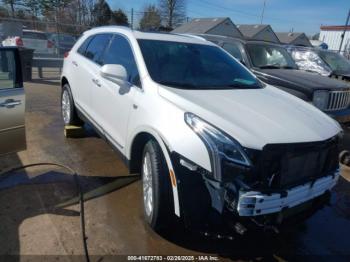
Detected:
[276,32,312,47]
[319,25,350,53]
[236,24,280,43]
[171,17,243,38]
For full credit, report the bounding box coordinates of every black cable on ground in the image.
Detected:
[0,162,90,262]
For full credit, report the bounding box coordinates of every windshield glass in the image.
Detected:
[318,50,350,72]
[289,48,331,76]
[23,31,47,40]
[137,39,262,89]
[246,43,297,69]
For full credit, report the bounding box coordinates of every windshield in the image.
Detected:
[246,43,297,69]
[318,50,350,72]
[23,31,47,40]
[289,48,331,76]
[137,39,262,89]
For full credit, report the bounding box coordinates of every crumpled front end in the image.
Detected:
[172,135,339,233]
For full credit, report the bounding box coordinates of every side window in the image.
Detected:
[0,50,16,90]
[84,34,112,65]
[222,42,243,61]
[77,36,93,55]
[102,35,140,86]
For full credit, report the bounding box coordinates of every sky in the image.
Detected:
[107,0,350,36]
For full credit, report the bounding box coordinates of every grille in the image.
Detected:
[259,137,339,189]
[326,90,350,111]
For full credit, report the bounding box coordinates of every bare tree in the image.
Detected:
[21,0,41,18]
[159,0,186,29]
[2,0,22,18]
[139,5,161,30]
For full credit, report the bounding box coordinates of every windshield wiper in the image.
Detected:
[259,65,281,69]
[281,66,295,69]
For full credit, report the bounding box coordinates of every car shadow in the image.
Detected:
[0,166,140,261]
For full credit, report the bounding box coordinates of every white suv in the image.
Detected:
[61,26,342,233]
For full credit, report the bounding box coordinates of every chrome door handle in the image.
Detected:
[72,61,78,67]
[92,78,101,87]
[0,99,22,108]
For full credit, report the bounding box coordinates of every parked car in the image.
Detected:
[287,45,350,81]
[0,47,26,155]
[46,33,76,55]
[199,34,350,123]
[61,27,342,233]
[2,30,54,55]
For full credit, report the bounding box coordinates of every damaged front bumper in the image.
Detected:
[171,148,339,233]
[237,170,339,216]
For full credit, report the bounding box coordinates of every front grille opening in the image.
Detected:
[326,90,350,111]
[258,136,339,189]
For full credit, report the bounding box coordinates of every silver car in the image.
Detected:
[0,47,26,155]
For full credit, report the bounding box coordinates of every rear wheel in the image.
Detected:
[142,140,173,231]
[61,84,83,126]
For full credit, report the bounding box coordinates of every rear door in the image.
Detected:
[72,34,112,119]
[0,48,26,155]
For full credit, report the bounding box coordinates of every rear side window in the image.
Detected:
[102,35,140,86]
[222,42,243,61]
[77,36,93,55]
[0,50,17,90]
[23,32,47,40]
[84,34,112,65]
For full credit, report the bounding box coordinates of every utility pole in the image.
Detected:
[339,9,350,53]
[260,0,266,24]
[131,8,134,29]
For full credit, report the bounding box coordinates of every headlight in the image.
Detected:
[184,113,251,177]
[313,90,329,110]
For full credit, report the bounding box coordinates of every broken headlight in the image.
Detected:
[184,112,251,179]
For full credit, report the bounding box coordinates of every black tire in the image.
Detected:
[141,139,173,231]
[61,84,83,126]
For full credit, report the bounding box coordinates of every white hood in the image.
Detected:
[158,84,341,150]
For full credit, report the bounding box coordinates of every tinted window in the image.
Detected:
[84,34,112,65]
[222,42,243,61]
[0,50,16,90]
[102,35,140,86]
[23,31,47,40]
[246,44,297,69]
[77,36,93,55]
[318,50,350,72]
[138,39,261,89]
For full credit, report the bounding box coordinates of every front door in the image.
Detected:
[91,34,140,153]
[0,48,26,155]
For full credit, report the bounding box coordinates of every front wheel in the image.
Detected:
[142,140,173,231]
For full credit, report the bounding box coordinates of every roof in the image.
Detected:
[320,25,350,31]
[135,31,214,45]
[276,32,307,44]
[236,24,270,38]
[199,33,283,46]
[171,17,231,34]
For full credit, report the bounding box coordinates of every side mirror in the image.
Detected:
[100,64,128,85]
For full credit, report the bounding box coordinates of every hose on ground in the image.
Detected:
[0,163,90,262]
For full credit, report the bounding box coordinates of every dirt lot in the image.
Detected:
[1,70,350,261]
